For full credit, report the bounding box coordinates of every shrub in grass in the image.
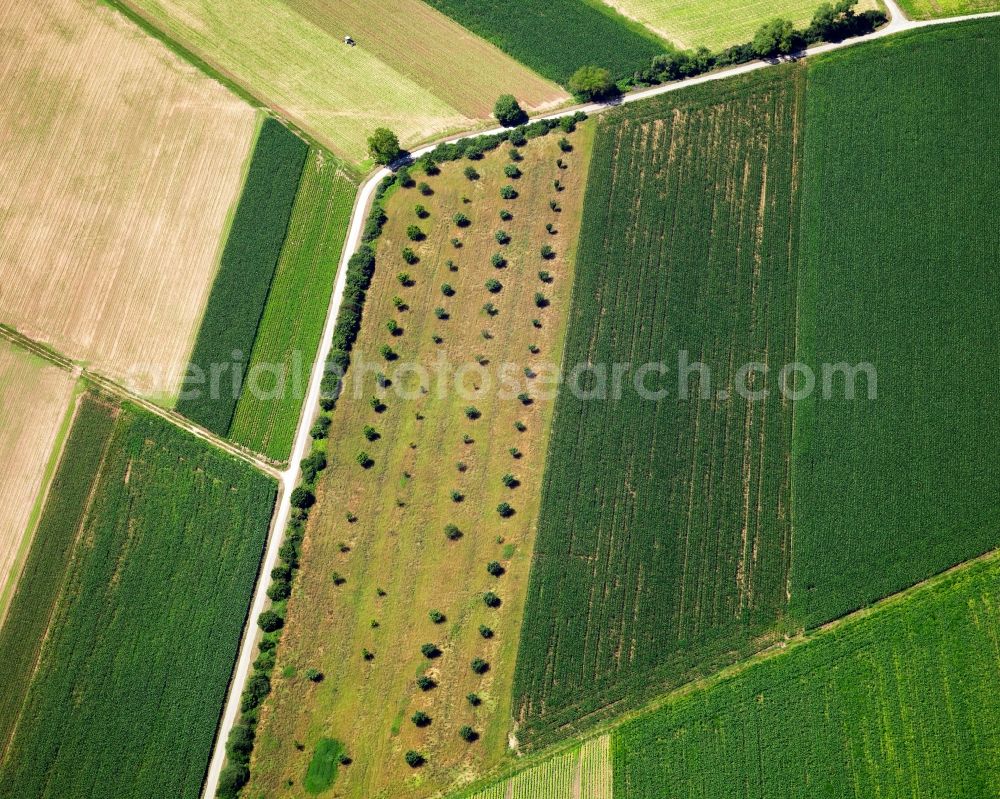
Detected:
[467,693,482,707]
[500,185,517,199]
[532,318,542,328]
[491,253,506,269]
[451,237,462,248]
[464,406,481,419]
[459,726,479,742]
[509,447,521,459]
[495,230,511,245]
[257,610,283,633]
[502,473,517,488]
[483,302,498,316]
[369,396,386,412]
[379,344,396,360]
[402,247,418,264]
[528,343,540,353]
[397,271,413,286]
[539,270,552,282]
[504,164,522,179]
[559,116,576,133]
[453,212,471,227]
[396,166,413,187]
[509,147,523,162]
[356,451,372,468]
[514,420,527,431]
[310,415,331,439]
[471,658,489,674]
[518,392,532,405]
[416,675,436,691]
[421,643,441,659]
[541,245,555,259]
[306,668,323,682]
[496,502,514,518]
[499,209,513,221]
[479,625,494,639]
[487,560,505,576]
[362,648,375,661]
[558,136,573,152]
[405,750,425,767]
[450,490,464,503]
[412,711,431,727]
[464,166,479,181]
[429,609,446,623]
[363,425,378,441]
[484,591,502,607]
[406,224,424,241]
[290,486,316,510]
[485,279,502,293]
[441,283,455,296]
[386,319,400,335]
[434,307,448,320]
[414,203,428,218]
[418,181,432,196]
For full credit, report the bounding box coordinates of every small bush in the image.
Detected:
[467,692,482,707]
[484,591,502,607]
[386,319,400,335]
[421,643,441,659]
[453,212,471,227]
[332,571,346,586]
[500,185,517,200]
[290,486,315,510]
[464,406,481,419]
[414,203,428,218]
[464,166,480,181]
[434,307,448,320]
[257,610,283,633]
[459,725,479,743]
[416,675,436,691]
[485,278,502,293]
[402,247,418,264]
[429,609,446,623]
[396,271,412,286]
[405,750,425,768]
[487,560,505,576]
[514,420,527,431]
[509,447,522,458]
[470,658,490,674]
[502,473,518,487]
[450,489,464,503]
[504,164,521,179]
[541,245,555,259]
[418,181,433,196]
[490,253,506,269]
[451,237,462,248]
[499,209,513,221]
[310,415,331,439]
[495,230,511,245]
[479,625,494,639]
[356,451,372,468]
[441,283,455,296]
[412,711,432,727]
[305,668,323,682]
[363,425,379,441]
[406,224,424,241]
[496,503,514,519]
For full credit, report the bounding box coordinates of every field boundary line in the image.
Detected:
[0,326,281,481]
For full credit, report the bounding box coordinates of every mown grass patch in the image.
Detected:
[512,67,804,748]
[229,148,357,462]
[0,402,276,799]
[423,0,667,84]
[177,117,307,435]
[304,738,346,794]
[792,19,1000,627]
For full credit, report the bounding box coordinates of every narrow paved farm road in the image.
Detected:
[200,5,1000,796]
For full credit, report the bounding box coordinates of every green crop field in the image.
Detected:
[513,67,805,747]
[613,552,1000,797]
[177,117,307,436]
[0,392,117,758]
[897,0,999,18]
[118,0,565,163]
[0,399,276,799]
[792,20,1000,627]
[229,148,358,462]
[597,0,877,50]
[423,0,667,84]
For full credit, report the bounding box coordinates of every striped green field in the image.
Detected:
[791,19,1000,627]
[0,399,275,799]
[613,553,1000,798]
[513,66,805,747]
[896,0,999,18]
[228,148,357,462]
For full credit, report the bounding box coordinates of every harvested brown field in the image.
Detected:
[0,0,258,403]
[0,339,77,619]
